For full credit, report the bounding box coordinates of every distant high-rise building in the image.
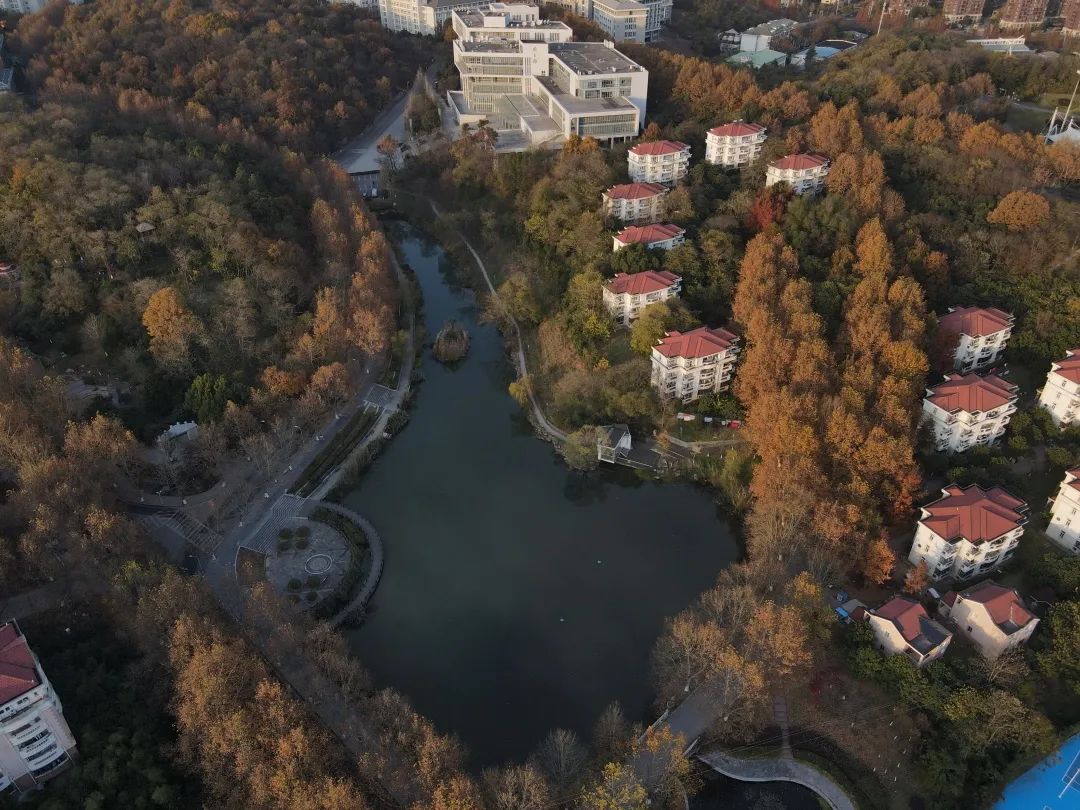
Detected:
[998,0,1048,28]
[943,0,986,23]
[1063,0,1080,36]
[0,0,82,13]
[0,622,77,795]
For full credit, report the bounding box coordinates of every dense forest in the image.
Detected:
[400,31,1080,807]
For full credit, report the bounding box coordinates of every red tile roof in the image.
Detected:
[942,591,958,607]
[874,597,930,643]
[614,224,685,246]
[655,326,739,359]
[708,121,766,138]
[920,484,1027,545]
[629,140,689,157]
[605,270,681,296]
[960,581,1036,635]
[939,306,1013,339]
[0,622,40,706]
[926,373,1017,414]
[1066,467,1080,493]
[605,182,668,201]
[770,153,829,171]
[1050,349,1080,385]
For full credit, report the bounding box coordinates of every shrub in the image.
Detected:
[287,578,302,592]
[296,538,310,550]
[279,528,294,540]
[288,594,300,605]
[305,575,320,588]
[306,591,318,602]
[277,540,292,552]
[297,525,311,538]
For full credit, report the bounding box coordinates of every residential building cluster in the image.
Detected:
[612,223,685,252]
[937,305,1012,372]
[627,140,690,184]
[602,182,668,224]
[705,122,767,168]
[446,4,648,148]
[0,622,77,795]
[1037,348,1080,427]
[765,153,830,194]
[649,327,741,403]
[601,270,680,326]
[378,0,671,41]
[1048,468,1080,554]
[921,373,1018,453]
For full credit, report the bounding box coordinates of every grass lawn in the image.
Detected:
[1004,103,1051,134]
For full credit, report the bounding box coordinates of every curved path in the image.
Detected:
[698,749,857,810]
[310,502,386,627]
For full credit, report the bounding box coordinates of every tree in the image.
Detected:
[532,729,586,795]
[562,427,599,471]
[377,134,402,172]
[1037,601,1080,695]
[986,190,1050,232]
[142,287,201,373]
[580,763,648,810]
[482,764,552,810]
[904,561,929,594]
[185,374,230,423]
[744,601,812,679]
[859,534,895,585]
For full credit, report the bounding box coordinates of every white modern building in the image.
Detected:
[627,140,690,184]
[922,373,1017,453]
[1047,467,1080,555]
[705,121,767,168]
[612,223,685,252]
[0,622,77,795]
[602,270,681,325]
[908,484,1028,582]
[602,182,668,223]
[765,154,829,194]
[591,0,647,42]
[866,597,952,668]
[0,0,82,12]
[650,326,740,402]
[545,0,670,40]
[939,581,1038,659]
[740,18,797,52]
[448,6,648,147]
[1037,349,1080,427]
[380,0,489,35]
[937,306,1013,373]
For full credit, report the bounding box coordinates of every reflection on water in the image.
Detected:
[343,223,740,767]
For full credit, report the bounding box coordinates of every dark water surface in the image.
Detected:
[343,223,739,766]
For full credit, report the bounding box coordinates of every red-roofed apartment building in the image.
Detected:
[602,183,669,224]
[936,305,1013,373]
[0,621,76,794]
[650,326,740,402]
[765,153,830,195]
[939,581,1038,658]
[602,270,681,326]
[705,121,767,169]
[922,373,1018,453]
[1047,467,1080,555]
[1037,348,1080,428]
[908,484,1028,582]
[612,223,685,252]
[866,596,952,667]
[627,140,690,185]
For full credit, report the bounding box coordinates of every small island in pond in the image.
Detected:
[432,319,470,363]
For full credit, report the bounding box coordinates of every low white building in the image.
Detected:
[705,121,767,168]
[939,581,1038,659]
[922,373,1017,453]
[602,182,668,223]
[866,597,952,668]
[937,306,1013,373]
[1047,467,1080,555]
[612,223,685,252]
[602,270,681,325]
[591,0,648,42]
[380,0,490,35]
[627,140,690,185]
[0,622,77,794]
[908,484,1028,583]
[765,154,829,194]
[650,326,740,402]
[1037,349,1080,427]
[740,18,798,52]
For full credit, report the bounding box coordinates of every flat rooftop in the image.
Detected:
[459,40,523,52]
[536,76,638,114]
[593,0,647,10]
[456,9,571,28]
[548,42,644,74]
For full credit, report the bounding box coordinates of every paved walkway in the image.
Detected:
[698,749,856,810]
[309,502,386,627]
[0,578,105,621]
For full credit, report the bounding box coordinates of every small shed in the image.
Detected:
[597,424,632,464]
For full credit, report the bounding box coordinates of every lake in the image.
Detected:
[342,222,741,767]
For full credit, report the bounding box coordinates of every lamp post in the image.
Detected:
[877,0,889,36]
[1062,68,1080,131]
